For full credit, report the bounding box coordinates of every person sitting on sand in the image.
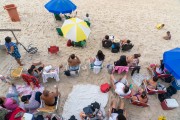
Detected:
[156,24,165,30]
[143,76,159,89]
[109,98,127,120]
[27,61,44,78]
[163,31,171,40]
[131,91,148,104]
[110,74,131,97]
[102,35,112,48]
[120,39,131,46]
[20,91,42,113]
[68,54,81,71]
[40,85,60,106]
[90,50,105,67]
[0,83,19,110]
[114,55,128,66]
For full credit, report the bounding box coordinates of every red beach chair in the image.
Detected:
[130,100,149,107]
[48,46,59,54]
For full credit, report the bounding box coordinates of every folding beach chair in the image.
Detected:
[143,81,166,95]
[10,66,23,79]
[48,46,59,54]
[66,64,80,76]
[89,62,103,74]
[37,96,60,113]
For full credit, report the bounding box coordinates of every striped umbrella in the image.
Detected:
[61,18,91,42]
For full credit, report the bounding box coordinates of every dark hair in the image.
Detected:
[162,24,165,27]
[105,35,109,40]
[0,98,4,105]
[28,69,33,75]
[153,76,158,82]
[117,114,126,120]
[124,85,129,93]
[86,13,89,17]
[141,91,147,99]
[5,36,11,43]
[96,50,105,61]
[167,31,170,34]
[21,96,28,103]
[127,40,131,44]
[70,54,75,59]
[119,55,127,66]
[134,54,141,58]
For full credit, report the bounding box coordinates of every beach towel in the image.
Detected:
[62,84,108,120]
[8,85,44,96]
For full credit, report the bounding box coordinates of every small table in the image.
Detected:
[42,67,60,83]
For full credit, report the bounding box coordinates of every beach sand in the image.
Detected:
[0,0,180,119]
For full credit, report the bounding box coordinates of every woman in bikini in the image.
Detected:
[131,91,148,103]
[144,76,159,89]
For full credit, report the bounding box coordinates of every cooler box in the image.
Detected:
[161,99,179,110]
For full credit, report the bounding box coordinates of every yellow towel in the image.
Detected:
[11,67,23,77]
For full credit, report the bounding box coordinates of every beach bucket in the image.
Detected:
[4,4,20,22]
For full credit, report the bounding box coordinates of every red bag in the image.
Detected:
[67,39,72,47]
[100,83,111,93]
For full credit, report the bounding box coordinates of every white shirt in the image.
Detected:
[94,57,103,66]
[84,16,90,22]
[115,82,131,96]
[109,113,118,120]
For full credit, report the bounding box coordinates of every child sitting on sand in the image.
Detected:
[163,31,171,40]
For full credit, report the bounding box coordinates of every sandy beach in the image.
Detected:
[0,0,180,119]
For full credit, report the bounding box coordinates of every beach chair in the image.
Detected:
[143,81,166,95]
[66,64,80,76]
[130,100,149,107]
[10,66,23,79]
[37,96,60,113]
[21,74,40,89]
[89,62,103,74]
[112,66,129,74]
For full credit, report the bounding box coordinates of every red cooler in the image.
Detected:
[161,99,179,110]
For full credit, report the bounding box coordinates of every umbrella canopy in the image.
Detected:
[45,0,77,14]
[61,18,91,42]
[163,47,180,89]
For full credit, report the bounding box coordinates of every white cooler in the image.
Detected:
[161,99,179,110]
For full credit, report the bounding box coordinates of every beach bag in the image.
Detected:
[158,93,171,102]
[64,70,71,76]
[111,48,119,53]
[67,40,72,47]
[167,86,177,96]
[6,107,25,120]
[100,83,111,93]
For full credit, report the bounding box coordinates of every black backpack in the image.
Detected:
[162,76,174,83]
[167,86,177,96]
[158,93,171,102]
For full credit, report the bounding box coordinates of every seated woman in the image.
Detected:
[143,76,159,90]
[114,55,127,66]
[90,50,105,68]
[0,83,19,111]
[131,91,148,104]
[68,54,81,71]
[127,54,141,76]
[163,31,171,40]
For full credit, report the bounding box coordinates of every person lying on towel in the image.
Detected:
[40,85,60,106]
[110,74,131,97]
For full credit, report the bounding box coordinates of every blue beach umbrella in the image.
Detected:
[45,0,77,14]
[163,47,180,90]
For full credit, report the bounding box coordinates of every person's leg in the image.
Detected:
[6,85,19,104]
[15,58,23,66]
[80,112,86,120]
[32,61,42,66]
[110,74,116,90]
[119,99,125,110]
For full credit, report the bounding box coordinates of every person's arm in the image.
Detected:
[29,91,36,102]
[9,46,14,54]
[110,74,116,90]
[76,56,81,64]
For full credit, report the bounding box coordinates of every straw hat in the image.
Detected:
[113,39,120,43]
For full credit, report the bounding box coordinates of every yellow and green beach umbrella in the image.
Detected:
[61,18,91,42]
